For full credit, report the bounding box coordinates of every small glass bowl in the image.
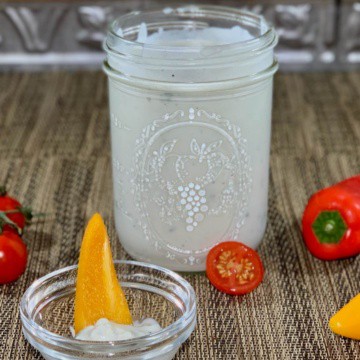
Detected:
[20,260,196,359]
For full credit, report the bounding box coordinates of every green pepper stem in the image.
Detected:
[312,211,347,244]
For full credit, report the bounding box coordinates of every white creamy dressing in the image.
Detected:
[136,23,253,46]
[75,318,162,341]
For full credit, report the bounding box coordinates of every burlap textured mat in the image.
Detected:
[0,72,360,359]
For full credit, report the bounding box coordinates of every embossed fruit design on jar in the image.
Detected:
[104,6,278,271]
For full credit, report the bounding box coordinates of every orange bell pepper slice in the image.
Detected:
[74,213,132,334]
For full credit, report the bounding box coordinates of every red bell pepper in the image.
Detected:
[302,175,360,260]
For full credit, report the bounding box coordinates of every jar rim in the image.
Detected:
[105,5,277,62]
[20,260,197,354]
[103,58,278,94]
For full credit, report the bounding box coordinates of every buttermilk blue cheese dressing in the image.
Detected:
[75,318,162,341]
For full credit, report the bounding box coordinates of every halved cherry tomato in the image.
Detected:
[0,231,27,284]
[206,241,264,295]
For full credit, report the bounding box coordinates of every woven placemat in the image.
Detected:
[0,71,360,359]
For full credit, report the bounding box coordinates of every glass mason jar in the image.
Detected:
[103,5,278,271]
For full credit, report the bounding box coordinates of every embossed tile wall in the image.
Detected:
[0,0,359,70]
[338,1,360,66]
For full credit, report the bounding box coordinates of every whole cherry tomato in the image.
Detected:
[206,241,264,295]
[0,231,27,283]
[0,187,25,233]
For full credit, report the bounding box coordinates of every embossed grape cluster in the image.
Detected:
[177,182,208,232]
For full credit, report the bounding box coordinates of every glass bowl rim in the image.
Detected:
[20,260,197,351]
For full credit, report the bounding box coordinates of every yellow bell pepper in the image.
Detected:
[329,293,360,340]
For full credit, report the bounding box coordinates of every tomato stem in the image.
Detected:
[2,209,19,214]
[0,186,6,197]
[3,207,46,222]
[0,212,22,235]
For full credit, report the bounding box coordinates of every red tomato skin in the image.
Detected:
[0,231,27,283]
[206,241,264,295]
[0,195,25,232]
[302,176,360,260]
